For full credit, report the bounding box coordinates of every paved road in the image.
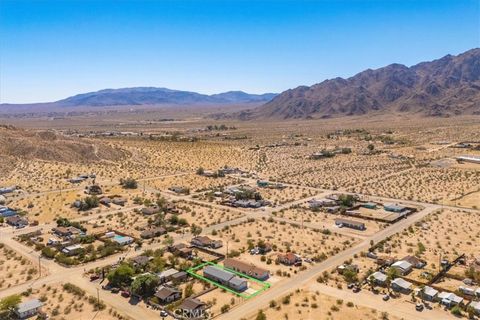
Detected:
[216,205,439,320]
[1,172,479,320]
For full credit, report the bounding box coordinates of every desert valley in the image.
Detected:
[1,12,480,319]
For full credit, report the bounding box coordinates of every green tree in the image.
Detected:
[130,274,159,297]
[256,310,267,320]
[343,269,358,283]
[191,224,202,236]
[338,194,355,207]
[120,178,138,189]
[107,264,134,287]
[0,294,21,311]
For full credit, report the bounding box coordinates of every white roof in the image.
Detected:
[471,301,480,311]
[64,244,83,251]
[392,260,412,271]
[16,299,43,314]
[392,278,412,289]
[371,271,387,282]
[157,268,179,278]
[423,286,438,297]
[438,292,463,304]
[459,286,475,294]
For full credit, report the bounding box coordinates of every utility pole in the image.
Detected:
[38,256,41,278]
[97,287,100,307]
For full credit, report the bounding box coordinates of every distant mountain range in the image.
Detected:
[1,88,277,108]
[232,48,480,119]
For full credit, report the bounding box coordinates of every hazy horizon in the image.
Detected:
[1,0,479,104]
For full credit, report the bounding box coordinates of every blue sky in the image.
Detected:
[0,0,479,103]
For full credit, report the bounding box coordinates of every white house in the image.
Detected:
[370,271,387,286]
[438,292,463,307]
[391,260,413,275]
[391,278,412,293]
[15,299,43,319]
[470,301,480,315]
[419,286,438,301]
[459,286,475,296]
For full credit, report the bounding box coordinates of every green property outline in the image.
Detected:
[186,261,271,299]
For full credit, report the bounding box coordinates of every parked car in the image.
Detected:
[111,287,120,294]
[347,283,355,289]
[352,286,361,293]
[415,303,424,311]
[382,295,390,301]
[121,291,130,298]
[160,310,168,317]
[90,274,100,281]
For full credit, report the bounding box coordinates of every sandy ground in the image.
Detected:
[0,243,46,290]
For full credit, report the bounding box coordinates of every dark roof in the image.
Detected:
[132,255,151,266]
[155,286,181,300]
[180,298,205,310]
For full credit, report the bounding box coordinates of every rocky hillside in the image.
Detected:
[247,48,480,119]
[0,125,127,163]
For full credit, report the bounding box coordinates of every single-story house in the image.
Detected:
[402,255,426,269]
[325,206,341,213]
[140,227,166,239]
[169,186,189,194]
[168,243,193,258]
[112,235,133,246]
[438,292,463,307]
[62,244,84,256]
[459,286,475,296]
[418,286,438,301]
[277,252,301,266]
[0,207,17,218]
[308,198,337,209]
[470,301,480,315]
[361,202,377,209]
[14,299,43,319]
[370,271,387,286]
[0,186,16,195]
[157,268,180,283]
[203,265,248,292]
[383,203,406,213]
[131,255,152,267]
[191,236,223,249]
[52,226,84,238]
[391,260,413,275]
[170,271,188,283]
[334,218,365,231]
[179,298,206,318]
[456,155,480,164]
[47,238,62,246]
[5,215,28,228]
[391,278,412,293]
[154,286,181,304]
[224,258,269,281]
